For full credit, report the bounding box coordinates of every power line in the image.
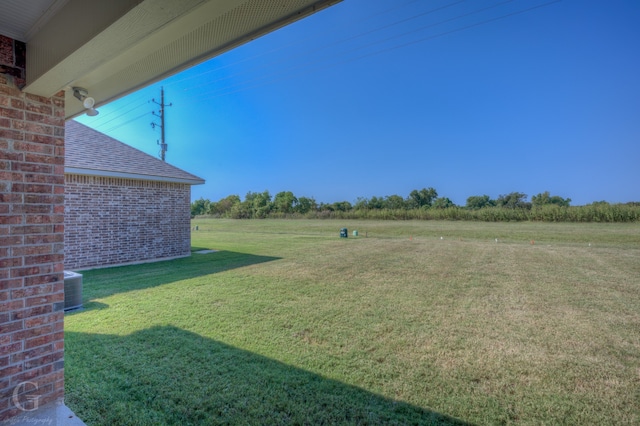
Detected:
[95,0,561,133]
[178,0,470,97]
[163,0,432,91]
[91,100,151,131]
[100,111,150,134]
[353,0,562,62]
[188,0,556,102]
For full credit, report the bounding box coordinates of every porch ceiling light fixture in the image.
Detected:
[72,87,99,116]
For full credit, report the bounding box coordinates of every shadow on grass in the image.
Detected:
[190,245,213,252]
[72,251,280,308]
[65,325,470,425]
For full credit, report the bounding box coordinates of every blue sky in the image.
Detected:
[76,0,640,206]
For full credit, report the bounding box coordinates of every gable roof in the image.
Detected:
[65,120,205,185]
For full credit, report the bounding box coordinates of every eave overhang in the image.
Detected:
[65,167,206,185]
[1,0,341,118]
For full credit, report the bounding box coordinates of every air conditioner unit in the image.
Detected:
[63,271,83,311]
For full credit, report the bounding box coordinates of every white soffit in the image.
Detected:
[14,0,341,118]
[0,0,69,42]
[65,167,205,185]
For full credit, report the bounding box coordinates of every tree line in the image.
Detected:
[191,188,639,222]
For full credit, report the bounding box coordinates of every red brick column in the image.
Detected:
[1,38,66,420]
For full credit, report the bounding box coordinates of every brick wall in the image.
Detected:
[64,174,192,270]
[1,52,66,420]
[0,35,25,89]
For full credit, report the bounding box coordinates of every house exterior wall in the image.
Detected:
[1,40,66,421]
[64,174,192,270]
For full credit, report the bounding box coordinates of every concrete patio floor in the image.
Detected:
[4,402,85,426]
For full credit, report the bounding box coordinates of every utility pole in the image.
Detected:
[151,87,172,161]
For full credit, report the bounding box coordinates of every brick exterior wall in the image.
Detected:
[64,175,192,270]
[0,35,25,89]
[1,41,66,421]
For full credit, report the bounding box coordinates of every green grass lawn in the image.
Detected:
[64,219,640,425]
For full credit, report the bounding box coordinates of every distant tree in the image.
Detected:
[331,201,353,212]
[210,194,240,216]
[496,192,530,209]
[408,187,438,209]
[190,197,210,217]
[531,191,571,207]
[368,196,385,210]
[319,202,334,211]
[295,196,317,214]
[432,197,455,209]
[230,201,251,219]
[245,190,272,218]
[273,191,298,214]
[354,197,369,210]
[465,195,495,210]
[384,194,407,210]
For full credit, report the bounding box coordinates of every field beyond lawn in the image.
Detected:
[65,219,640,425]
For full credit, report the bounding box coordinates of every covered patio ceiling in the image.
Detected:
[0,0,341,118]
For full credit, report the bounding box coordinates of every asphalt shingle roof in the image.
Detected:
[65,120,204,185]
